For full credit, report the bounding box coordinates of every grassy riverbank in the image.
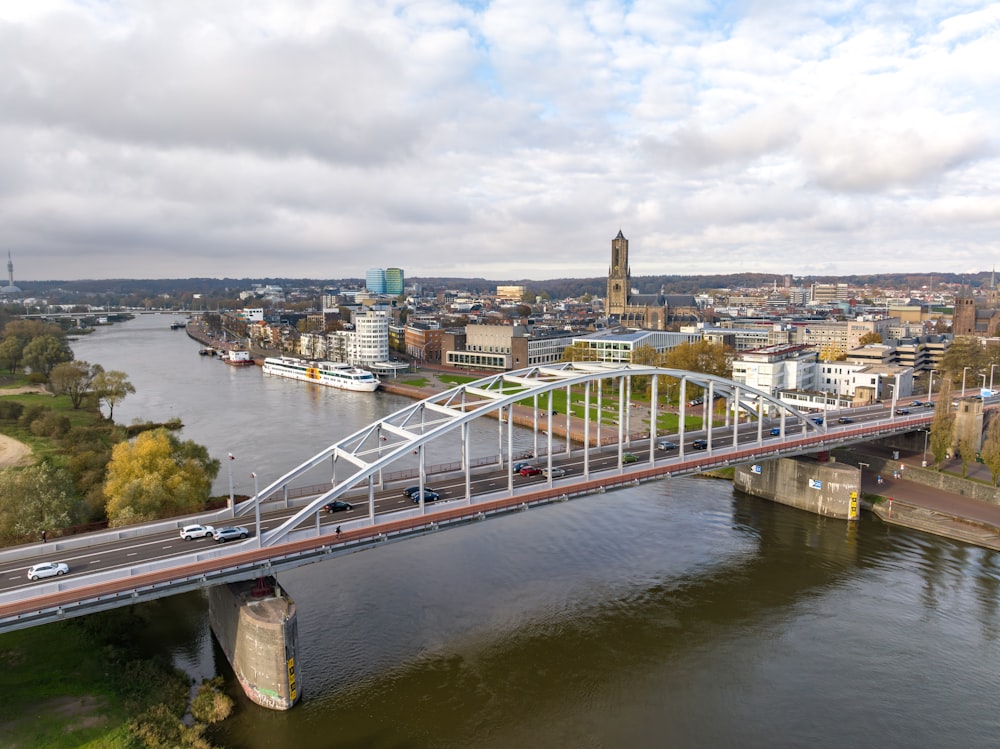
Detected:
[0,380,232,748]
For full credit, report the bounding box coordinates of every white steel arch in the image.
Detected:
[247,363,820,546]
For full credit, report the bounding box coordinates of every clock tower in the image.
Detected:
[606,229,630,319]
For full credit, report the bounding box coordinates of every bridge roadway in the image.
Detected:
[0,391,934,633]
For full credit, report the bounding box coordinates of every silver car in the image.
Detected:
[213,526,249,543]
[27,561,69,581]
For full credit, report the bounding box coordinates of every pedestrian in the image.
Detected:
[41,529,47,543]
[335,526,341,538]
[877,474,883,485]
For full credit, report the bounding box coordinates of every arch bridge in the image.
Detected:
[243,362,824,546]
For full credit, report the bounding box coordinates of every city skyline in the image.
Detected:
[2,2,998,282]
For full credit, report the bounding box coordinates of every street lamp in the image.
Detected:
[227,452,235,518]
[251,471,261,548]
[919,429,929,467]
[991,364,999,392]
[962,366,971,396]
[980,374,987,392]
[928,369,938,400]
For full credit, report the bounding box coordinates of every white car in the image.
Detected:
[543,466,567,478]
[27,561,69,581]
[179,524,215,540]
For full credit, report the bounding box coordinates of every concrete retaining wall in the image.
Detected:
[734,457,860,520]
[208,576,300,710]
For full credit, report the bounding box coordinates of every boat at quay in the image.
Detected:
[261,355,381,392]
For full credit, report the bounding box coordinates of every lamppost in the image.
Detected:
[980,374,987,393]
[991,363,999,392]
[227,452,235,518]
[928,369,938,400]
[962,366,971,396]
[859,461,869,489]
[919,429,929,467]
[251,471,261,548]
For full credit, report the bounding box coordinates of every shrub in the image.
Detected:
[0,401,23,420]
[191,677,234,724]
[29,411,71,438]
[17,403,49,429]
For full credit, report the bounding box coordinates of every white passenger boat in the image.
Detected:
[261,356,381,392]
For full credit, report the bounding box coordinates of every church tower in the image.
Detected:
[606,230,630,319]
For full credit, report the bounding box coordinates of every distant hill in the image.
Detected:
[16,271,990,301]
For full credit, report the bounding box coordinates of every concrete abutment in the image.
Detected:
[734,457,860,521]
[207,576,300,710]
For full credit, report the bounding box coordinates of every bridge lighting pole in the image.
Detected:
[979,374,987,392]
[251,472,261,548]
[928,369,938,399]
[991,364,998,392]
[962,366,971,396]
[227,452,235,518]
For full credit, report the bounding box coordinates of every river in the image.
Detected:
[73,314,1000,748]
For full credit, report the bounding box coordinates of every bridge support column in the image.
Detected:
[734,457,860,521]
[208,576,301,710]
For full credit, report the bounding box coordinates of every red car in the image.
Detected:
[519,465,542,476]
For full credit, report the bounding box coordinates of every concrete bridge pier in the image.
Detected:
[734,457,860,521]
[207,576,300,710]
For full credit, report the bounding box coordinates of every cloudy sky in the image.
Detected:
[2,1,998,282]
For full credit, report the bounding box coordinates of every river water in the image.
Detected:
[73,314,1000,749]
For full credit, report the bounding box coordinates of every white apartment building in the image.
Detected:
[295,310,390,366]
[818,362,913,403]
[731,345,819,396]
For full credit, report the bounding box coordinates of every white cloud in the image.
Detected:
[0,0,997,281]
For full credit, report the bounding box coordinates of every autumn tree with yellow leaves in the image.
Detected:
[104,428,220,526]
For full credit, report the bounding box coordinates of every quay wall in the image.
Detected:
[734,457,860,520]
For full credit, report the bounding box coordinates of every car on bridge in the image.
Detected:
[543,466,567,478]
[812,416,824,425]
[895,408,911,415]
[769,427,782,436]
[26,561,69,581]
[691,439,709,450]
[179,524,215,540]
[837,417,854,424]
[622,452,639,463]
[213,526,249,543]
[410,489,441,503]
[519,465,542,476]
[512,462,533,473]
[402,485,437,498]
[656,439,678,450]
[324,500,353,513]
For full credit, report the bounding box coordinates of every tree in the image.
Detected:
[0,336,24,374]
[92,370,136,421]
[104,429,220,525]
[21,334,73,377]
[981,414,1000,486]
[929,380,955,466]
[660,340,733,391]
[50,360,104,409]
[0,464,80,544]
[858,332,883,345]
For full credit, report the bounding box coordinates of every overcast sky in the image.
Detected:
[2,1,998,283]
